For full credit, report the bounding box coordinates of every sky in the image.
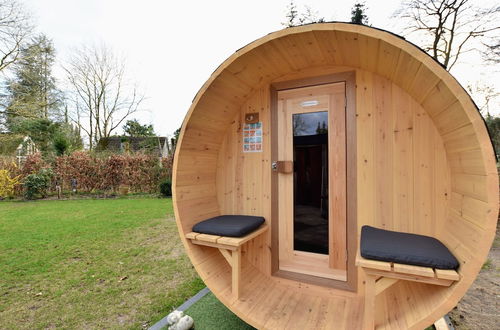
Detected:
[23,0,498,138]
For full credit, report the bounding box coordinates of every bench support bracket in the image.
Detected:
[356,250,460,330]
[217,248,241,299]
[185,224,268,301]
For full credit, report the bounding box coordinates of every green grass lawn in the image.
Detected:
[0,197,204,329]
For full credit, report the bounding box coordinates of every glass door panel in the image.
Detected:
[292,111,329,255]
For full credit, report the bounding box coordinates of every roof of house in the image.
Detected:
[95,136,167,154]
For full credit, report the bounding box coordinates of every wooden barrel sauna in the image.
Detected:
[172,23,498,329]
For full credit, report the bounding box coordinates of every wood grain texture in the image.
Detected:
[276,82,348,277]
[435,269,460,281]
[393,263,435,277]
[375,277,399,295]
[172,23,498,330]
[364,268,455,287]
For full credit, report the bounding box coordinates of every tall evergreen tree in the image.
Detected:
[5,34,60,129]
[351,2,369,25]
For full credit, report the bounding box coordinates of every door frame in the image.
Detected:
[277,82,346,280]
[270,71,357,291]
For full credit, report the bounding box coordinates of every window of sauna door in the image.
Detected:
[277,82,347,281]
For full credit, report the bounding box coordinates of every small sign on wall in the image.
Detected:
[243,122,263,153]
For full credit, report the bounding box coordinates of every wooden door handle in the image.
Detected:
[272,161,293,174]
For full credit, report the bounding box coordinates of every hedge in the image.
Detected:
[0,152,173,198]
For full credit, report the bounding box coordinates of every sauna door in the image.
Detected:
[277,82,347,281]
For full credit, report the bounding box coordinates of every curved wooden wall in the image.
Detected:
[173,23,498,329]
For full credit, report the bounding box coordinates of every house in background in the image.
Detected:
[95,136,170,158]
[0,134,38,166]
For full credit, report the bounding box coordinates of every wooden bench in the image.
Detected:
[185,224,268,299]
[356,251,460,330]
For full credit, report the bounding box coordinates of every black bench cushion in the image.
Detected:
[360,225,459,270]
[192,215,265,237]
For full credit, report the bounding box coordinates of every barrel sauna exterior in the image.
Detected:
[172,23,498,329]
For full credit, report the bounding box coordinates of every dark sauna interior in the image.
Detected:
[293,111,329,254]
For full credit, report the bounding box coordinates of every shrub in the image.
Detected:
[161,155,173,179]
[4,150,172,197]
[159,179,172,197]
[24,168,52,200]
[126,153,158,193]
[59,152,102,192]
[103,154,127,192]
[21,153,47,177]
[0,169,21,199]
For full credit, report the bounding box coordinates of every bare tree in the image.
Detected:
[467,82,499,116]
[0,0,32,72]
[282,0,324,28]
[395,0,499,70]
[482,38,499,64]
[299,6,325,25]
[64,44,144,150]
